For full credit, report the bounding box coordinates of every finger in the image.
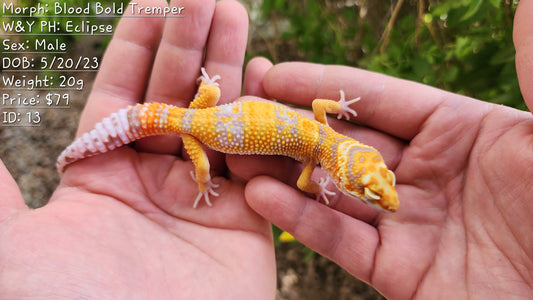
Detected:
[514,0,533,109]
[227,154,300,186]
[262,62,469,140]
[77,0,166,135]
[194,0,249,174]
[204,0,249,103]
[245,176,379,283]
[138,0,248,155]
[136,0,216,154]
[144,0,216,107]
[0,160,27,221]
[229,154,382,223]
[243,57,273,97]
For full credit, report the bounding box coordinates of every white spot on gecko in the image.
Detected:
[214,103,245,148]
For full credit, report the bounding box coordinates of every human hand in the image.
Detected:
[0,0,276,298]
[234,1,533,298]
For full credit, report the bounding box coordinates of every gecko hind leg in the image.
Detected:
[190,171,219,208]
[181,68,222,207]
[190,67,221,109]
[182,134,219,208]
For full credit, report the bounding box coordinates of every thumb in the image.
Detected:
[514,0,533,110]
[0,160,27,221]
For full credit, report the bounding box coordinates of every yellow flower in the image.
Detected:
[279,231,296,242]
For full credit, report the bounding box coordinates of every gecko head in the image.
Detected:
[334,143,399,212]
[359,166,398,212]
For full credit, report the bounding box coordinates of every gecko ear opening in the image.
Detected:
[364,187,381,200]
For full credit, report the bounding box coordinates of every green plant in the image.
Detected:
[251,0,522,109]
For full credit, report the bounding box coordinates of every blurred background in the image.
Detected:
[0,0,521,299]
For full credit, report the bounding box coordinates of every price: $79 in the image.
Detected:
[46,93,69,106]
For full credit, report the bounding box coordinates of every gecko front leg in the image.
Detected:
[297,160,336,204]
[303,90,361,203]
[312,90,360,125]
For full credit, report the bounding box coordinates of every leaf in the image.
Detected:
[279,0,289,10]
[489,0,502,8]
[423,13,433,23]
[460,0,483,21]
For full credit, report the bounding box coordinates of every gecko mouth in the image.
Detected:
[362,189,398,212]
[366,200,397,213]
[364,187,381,201]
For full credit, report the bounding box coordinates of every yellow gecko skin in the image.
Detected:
[57,68,398,212]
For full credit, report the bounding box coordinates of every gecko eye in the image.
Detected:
[364,187,381,200]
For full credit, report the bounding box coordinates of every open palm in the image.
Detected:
[236,1,533,297]
[0,0,276,298]
[2,0,533,298]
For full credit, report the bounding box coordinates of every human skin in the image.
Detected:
[0,0,276,299]
[233,0,533,298]
[1,0,533,299]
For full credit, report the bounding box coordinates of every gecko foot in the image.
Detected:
[317,177,336,205]
[192,185,220,208]
[336,90,360,120]
[197,67,221,86]
[190,171,220,208]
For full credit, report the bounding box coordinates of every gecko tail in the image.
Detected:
[56,103,177,174]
